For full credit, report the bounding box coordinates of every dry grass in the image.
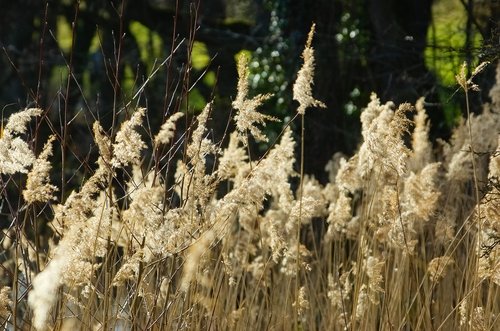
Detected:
[0,26,499,331]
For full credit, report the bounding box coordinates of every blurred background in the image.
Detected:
[0,0,498,181]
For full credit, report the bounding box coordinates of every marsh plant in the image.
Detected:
[0,25,499,330]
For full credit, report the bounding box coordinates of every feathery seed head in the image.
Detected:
[112,108,146,168]
[233,54,276,144]
[23,135,58,204]
[293,23,326,115]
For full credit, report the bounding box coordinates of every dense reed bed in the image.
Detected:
[1,25,499,331]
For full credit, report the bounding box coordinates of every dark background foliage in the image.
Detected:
[0,0,498,185]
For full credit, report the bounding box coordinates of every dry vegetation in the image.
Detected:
[1,25,499,331]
